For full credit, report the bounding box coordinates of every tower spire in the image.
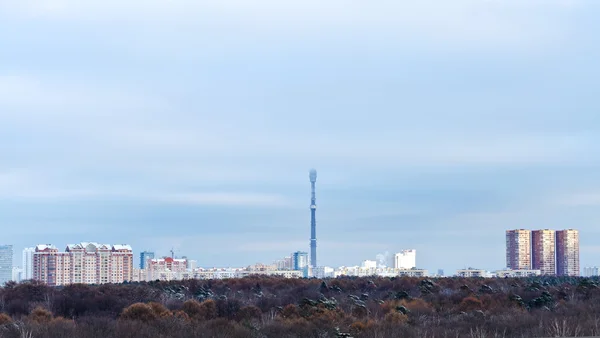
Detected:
[309,169,317,268]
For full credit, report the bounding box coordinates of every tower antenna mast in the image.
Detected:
[309,169,318,268]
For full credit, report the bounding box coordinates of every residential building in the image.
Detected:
[362,260,377,269]
[187,260,198,270]
[33,245,71,286]
[583,267,600,277]
[11,267,23,282]
[274,256,293,270]
[22,247,35,281]
[140,251,155,269]
[0,245,13,285]
[532,229,556,275]
[147,257,188,281]
[397,268,428,277]
[494,269,541,278]
[292,251,309,271]
[394,249,416,269]
[456,268,489,278]
[33,243,133,286]
[506,230,532,270]
[556,229,580,276]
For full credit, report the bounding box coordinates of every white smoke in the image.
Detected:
[376,251,392,268]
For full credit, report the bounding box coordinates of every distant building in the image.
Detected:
[33,243,133,286]
[22,247,35,281]
[397,268,428,277]
[12,267,23,283]
[532,229,556,275]
[187,260,198,270]
[494,269,541,278]
[394,250,416,269]
[311,266,334,278]
[362,260,377,269]
[556,229,580,276]
[140,251,155,269]
[292,252,309,271]
[0,245,13,285]
[437,269,444,277]
[583,267,600,277]
[147,257,188,281]
[506,230,532,270]
[274,256,293,270]
[456,268,489,278]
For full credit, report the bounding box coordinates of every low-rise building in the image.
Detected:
[493,269,541,278]
[456,268,489,278]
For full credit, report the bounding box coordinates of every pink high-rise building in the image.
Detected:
[33,243,133,286]
[556,229,580,276]
[506,230,531,270]
[532,230,556,275]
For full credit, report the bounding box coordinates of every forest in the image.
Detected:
[0,276,599,337]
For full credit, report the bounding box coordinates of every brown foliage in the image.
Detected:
[4,276,600,337]
[384,311,408,324]
[182,299,218,321]
[402,298,434,315]
[148,302,172,318]
[236,305,262,322]
[29,306,53,324]
[280,304,300,319]
[349,319,376,333]
[0,313,12,325]
[173,310,190,321]
[459,296,483,312]
[351,305,368,318]
[120,303,157,323]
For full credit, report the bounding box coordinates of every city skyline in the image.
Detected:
[3,1,600,274]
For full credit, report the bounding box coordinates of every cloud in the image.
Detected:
[155,193,290,207]
[0,0,581,50]
[552,193,600,207]
[0,75,169,117]
[0,170,290,207]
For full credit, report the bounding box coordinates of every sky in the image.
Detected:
[1,0,600,273]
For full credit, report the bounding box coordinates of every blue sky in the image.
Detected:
[1,0,600,273]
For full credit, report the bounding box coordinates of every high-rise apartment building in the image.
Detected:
[532,230,556,275]
[140,251,155,269]
[0,245,13,285]
[22,247,35,281]
[394,249,416,269]
[292,251,309,271]
[583,267,599,277]
[147,257,187,281]
[506,230,531,270]
[33,243,133,286]
[556,229,580,276]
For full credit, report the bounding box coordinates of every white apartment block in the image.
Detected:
[33,243,133,286]
[456,268,490,278]
[22,247,34,281]
[333,266,428,278]
[394,250,416,269]
[147,257,188,281]
[584,267,600,277]
[494,269,541,278]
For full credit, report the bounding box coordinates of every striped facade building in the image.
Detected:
[33,243,133,286]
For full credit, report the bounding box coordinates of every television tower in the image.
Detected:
[309,169,318,268]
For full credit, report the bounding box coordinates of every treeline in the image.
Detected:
[0,276,599,337]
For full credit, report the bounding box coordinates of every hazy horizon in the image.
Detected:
[2,0,600,274]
